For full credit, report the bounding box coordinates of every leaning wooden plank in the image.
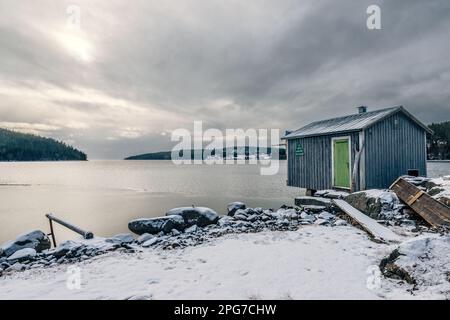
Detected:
[390,178,450,228]
[332,199,402,243]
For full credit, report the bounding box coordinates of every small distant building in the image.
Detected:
[283,106,432,192]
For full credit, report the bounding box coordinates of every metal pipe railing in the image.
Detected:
[46,213,94,246]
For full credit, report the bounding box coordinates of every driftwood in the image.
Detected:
[390,178,450,228]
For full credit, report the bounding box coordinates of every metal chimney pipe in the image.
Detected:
[358,106,367,114]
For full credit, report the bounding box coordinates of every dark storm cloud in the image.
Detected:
[0,0,449,158]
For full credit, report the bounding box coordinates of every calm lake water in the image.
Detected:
[0,160,448,244]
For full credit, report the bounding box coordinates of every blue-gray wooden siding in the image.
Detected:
[364,112,427,189]
[287,132,360,190]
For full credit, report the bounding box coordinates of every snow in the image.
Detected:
[379,234,450,300]
[7,248,36,261]
[314,190,349,198]
[0,226,392,300]
[333,199,402,243]
[430,175,450,199]
[363,189,388,199]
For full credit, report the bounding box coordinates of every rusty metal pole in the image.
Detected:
[45,213,94,241]
[47,217,57,247]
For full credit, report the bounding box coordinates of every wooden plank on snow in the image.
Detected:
[390,178,450,228]
[332,199,402,243]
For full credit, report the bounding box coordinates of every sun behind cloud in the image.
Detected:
[55,30,93,62]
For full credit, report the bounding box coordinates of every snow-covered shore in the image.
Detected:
[0,226,393,300]
[1,175,449,300]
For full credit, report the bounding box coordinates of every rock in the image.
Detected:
[315,190,349,199]
[314,218,329,225]
[437,196,450,207]
[7,248,37,262]
[227,202,246,216]
[142,237,159,248]
[7,262,26,272]
[281,209,298,219]
[380,235,450,286]
[137,233,154,244]
[246,214,259,222]
[106,233,134,245]
[428,187,445,197]
[333,219,347,226]
[0,262,10,271]
[233,210,248,221]
[300,212,316,221]
[218,216,233,227]
[318,211,334,220]
[0,230,51,257]
[166,207,220,227]
[184,225,199,233]
[129,215,186,235]
[295,196,331,207]
[302,205,327,213]
[171,229,181,236]
[53,240,83,258]
[345,190,399,219]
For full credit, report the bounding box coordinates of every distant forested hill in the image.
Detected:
[125,147,287,160]
[125,151,172,160]
[428,121,450,160]
[0,128,87,161]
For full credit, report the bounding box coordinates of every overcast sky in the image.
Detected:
[0,0,449,159]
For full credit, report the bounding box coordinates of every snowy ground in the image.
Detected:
[0,226,397,300]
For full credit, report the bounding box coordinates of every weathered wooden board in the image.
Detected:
[390,178,450,228]
[332,199,402,243]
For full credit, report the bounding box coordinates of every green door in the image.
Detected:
[333,138,350,188]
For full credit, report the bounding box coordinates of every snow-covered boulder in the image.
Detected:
[166,207,219,227]
[137,233,154,244]
[218,216,234,227]
[6,248,37,262]
[142,237,159,248]
[333,219,347,226]
[300,212,316,223]
[184,225,199,233]
[106,233,134,245]
[227,202,246,216]
[0,230,51,257]
[344,190,399,219]
[129,215,186,235]
[314,218,330,226]
[233,209,248,220]
[53,240,83,258]
[380,234,450,292]
[318,211,334,220]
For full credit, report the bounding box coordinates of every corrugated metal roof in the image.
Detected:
[284,107,401,139]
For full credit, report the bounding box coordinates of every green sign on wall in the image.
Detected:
[295,144,304,156]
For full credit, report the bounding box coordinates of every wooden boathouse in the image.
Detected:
[283,106,432,192]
